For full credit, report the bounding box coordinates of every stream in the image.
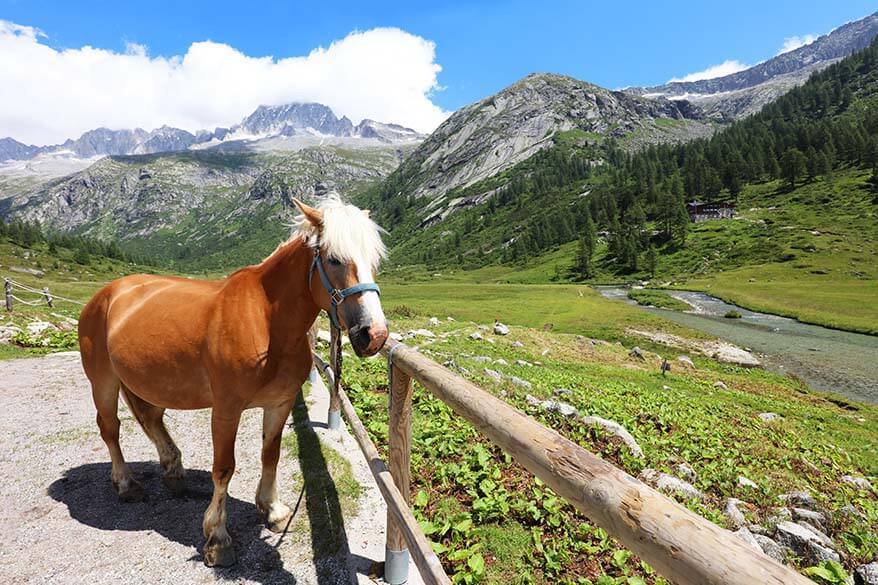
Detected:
[597,286,878,404]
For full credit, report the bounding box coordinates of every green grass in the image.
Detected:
[626,289,690,311]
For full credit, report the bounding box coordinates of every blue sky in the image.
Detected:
[1,0,876,143]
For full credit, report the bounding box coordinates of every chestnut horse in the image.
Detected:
[78,197,388,566]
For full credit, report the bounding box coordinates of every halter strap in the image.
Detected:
[309,242,380,330]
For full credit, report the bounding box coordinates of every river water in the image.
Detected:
[596,286,878,404]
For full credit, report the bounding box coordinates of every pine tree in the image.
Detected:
[646,245,658,277]
[576,213,597,279]
[780,148,806,188]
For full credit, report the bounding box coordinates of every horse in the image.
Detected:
[77,196,388,567]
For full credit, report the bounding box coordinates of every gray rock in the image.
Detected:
[629,346,645,360]
[797,521,835,549]
[774,521,834,557]
[676,355,695,369]
[724,498,747,528]
[27,321,56,335]
[428,317,440,326]
[511,341,524,348]
[514,359,532,367]
[792,507,826,528]
[553,388,572,396]
[737,475,758,489]
[733,527,762,551]
[807,541,841,564]
[509,376,532,389]
[493,322,510,336]
[581,416,644,458]
[408,328,435,338]
[388,331,404,342]
[855,563,878,585]
[639,468,702,500]
[779,490,817,509]
[483,369,503,382]
[674,462,697,483]
[841,475,874,491]
[754,534,788,564]
[713,380,728,390]
[469,332,483,341]
[540,400,578,417]
[494,358,509,366]
[471,356,492,363]
[0,325,22,344]
[525,394,541,407]
[835,504,861,519]
[758,412,780,422]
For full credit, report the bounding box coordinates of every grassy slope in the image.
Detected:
[394,167,877,335]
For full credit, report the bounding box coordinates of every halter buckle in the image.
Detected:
[330,289,345,305]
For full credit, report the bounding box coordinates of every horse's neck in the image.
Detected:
[258,238,319,324]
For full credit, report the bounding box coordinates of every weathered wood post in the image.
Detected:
[385,354,414,585]
[42,287,53,308]
[4,279,12,312]
[327,327,342,429]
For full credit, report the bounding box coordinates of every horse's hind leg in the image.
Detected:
[121,386,185,495]
[91,377,144,502]
[256,400,295,532]
[202,406,241,567]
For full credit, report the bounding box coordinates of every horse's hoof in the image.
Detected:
[117,479,145,503]
[260,502,292,533]
[203,542,236,567]
[267,512,292,534]
[162,474,186,497]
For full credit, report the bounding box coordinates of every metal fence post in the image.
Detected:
[385,358,413,584]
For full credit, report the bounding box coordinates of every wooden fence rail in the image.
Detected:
[313,337,813,585]
[3,277,83,311]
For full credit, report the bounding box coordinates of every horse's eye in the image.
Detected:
[328,257,342,266]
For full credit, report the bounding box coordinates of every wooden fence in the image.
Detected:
[4,277,84,311]
[312,337,813,585]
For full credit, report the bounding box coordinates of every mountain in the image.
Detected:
[629,11,878,120]
[373,73,712,216]
[0,138,38,161]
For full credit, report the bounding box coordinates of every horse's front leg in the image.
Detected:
[256,399,295,532]
[203,407,241,567]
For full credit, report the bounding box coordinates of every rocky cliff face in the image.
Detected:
[0,138,38,161]
[392,73,712,208]
[630,11,878,120]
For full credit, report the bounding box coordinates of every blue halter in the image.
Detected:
[309,244,381,330]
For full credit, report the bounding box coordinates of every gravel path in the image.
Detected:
[0,351,423,585]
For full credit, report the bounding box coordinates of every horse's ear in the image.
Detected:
[294,198,323,228]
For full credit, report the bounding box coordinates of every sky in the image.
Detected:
[1,0,875,145]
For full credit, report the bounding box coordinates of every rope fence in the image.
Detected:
[4,277,86,312]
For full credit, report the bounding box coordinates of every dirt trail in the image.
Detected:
[0,351,422,585]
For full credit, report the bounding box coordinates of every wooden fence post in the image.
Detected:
[42,287,53,308]
[385,359,414,585]
[4,279,12,312]
[327,327,342,429]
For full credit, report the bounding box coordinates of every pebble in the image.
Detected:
[408,329,435,338]
[511,341,524,348]
[494,358,508,366]
[514,359,532,367]
[428,317,440,326]
[553,388,571,396]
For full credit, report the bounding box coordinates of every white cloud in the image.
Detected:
[668,59,750,83]
[0,20,449,145]
[777,34,818,55]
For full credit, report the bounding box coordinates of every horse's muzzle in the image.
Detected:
[349,322,388,357]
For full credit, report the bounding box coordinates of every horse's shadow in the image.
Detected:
[47,461,298,583]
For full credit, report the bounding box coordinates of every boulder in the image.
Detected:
[733,527,762,551]
[540,400,578,418]
[469,332,483,341]
[779,490,817,509]
[855,563,878,585]
[753,534,787,564]
[389,331,404,342]
[807,541,841,564]
[428,317,440,326]
[774,521,834,557]
[27,321,56,335]
[639,468,702,500]
[737,475,759,489]
[509,376,532,389]
[483,368,503,382]
[316,329,332,344]
[408,329,436,338]
[724,498,747,528]
[841,475,874,491]
[582,416,644,458]
[0,325,22,344]
[676,355,695,369]
[493,322,510,336]
[525,394,541,407]
[629,346,645,360]
[792,507,826,528]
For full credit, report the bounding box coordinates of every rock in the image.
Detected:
[759,412,780,422]
[428,317,440,326]
[765,507,793,527]
[676,355,695,369]
[713,380,728,390]
[511,341,524,348]
[509,376,532,389]
[514,359,532,367]
[841,475,874,491]
[27,321,56,335]
[674,462,697,483]
[472,356,492,363]
[737,475,758,489]
[0,325,22,343]
[712,345,761,367]
[629,346,645,360]
[483,369,503,382]
[541,348,550,356]
[389,331,403,342]
[493,322,509,336]
[733,527,762,551]
[582,416,644,458]
[792,507,826,528]
[446,316,455,322]
[662,385,672,391]
[553,387,572,396]
[316,329,332,344]
[494,358,508,366]
[747,523,771,536]
[779,491,817,509]
[639,468,702,500]
[469,332,483,341]
[797,521,835,549]
[774,521,834,557]
[855,563,878,585]
[525,394,541,407]
[724,498,747,528]
[807,541,841,564]
[835,504,861,519]
[540,400,578,417]
[408,328,436,338]
[754,534,788,563]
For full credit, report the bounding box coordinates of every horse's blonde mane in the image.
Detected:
[291,194,387,270]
